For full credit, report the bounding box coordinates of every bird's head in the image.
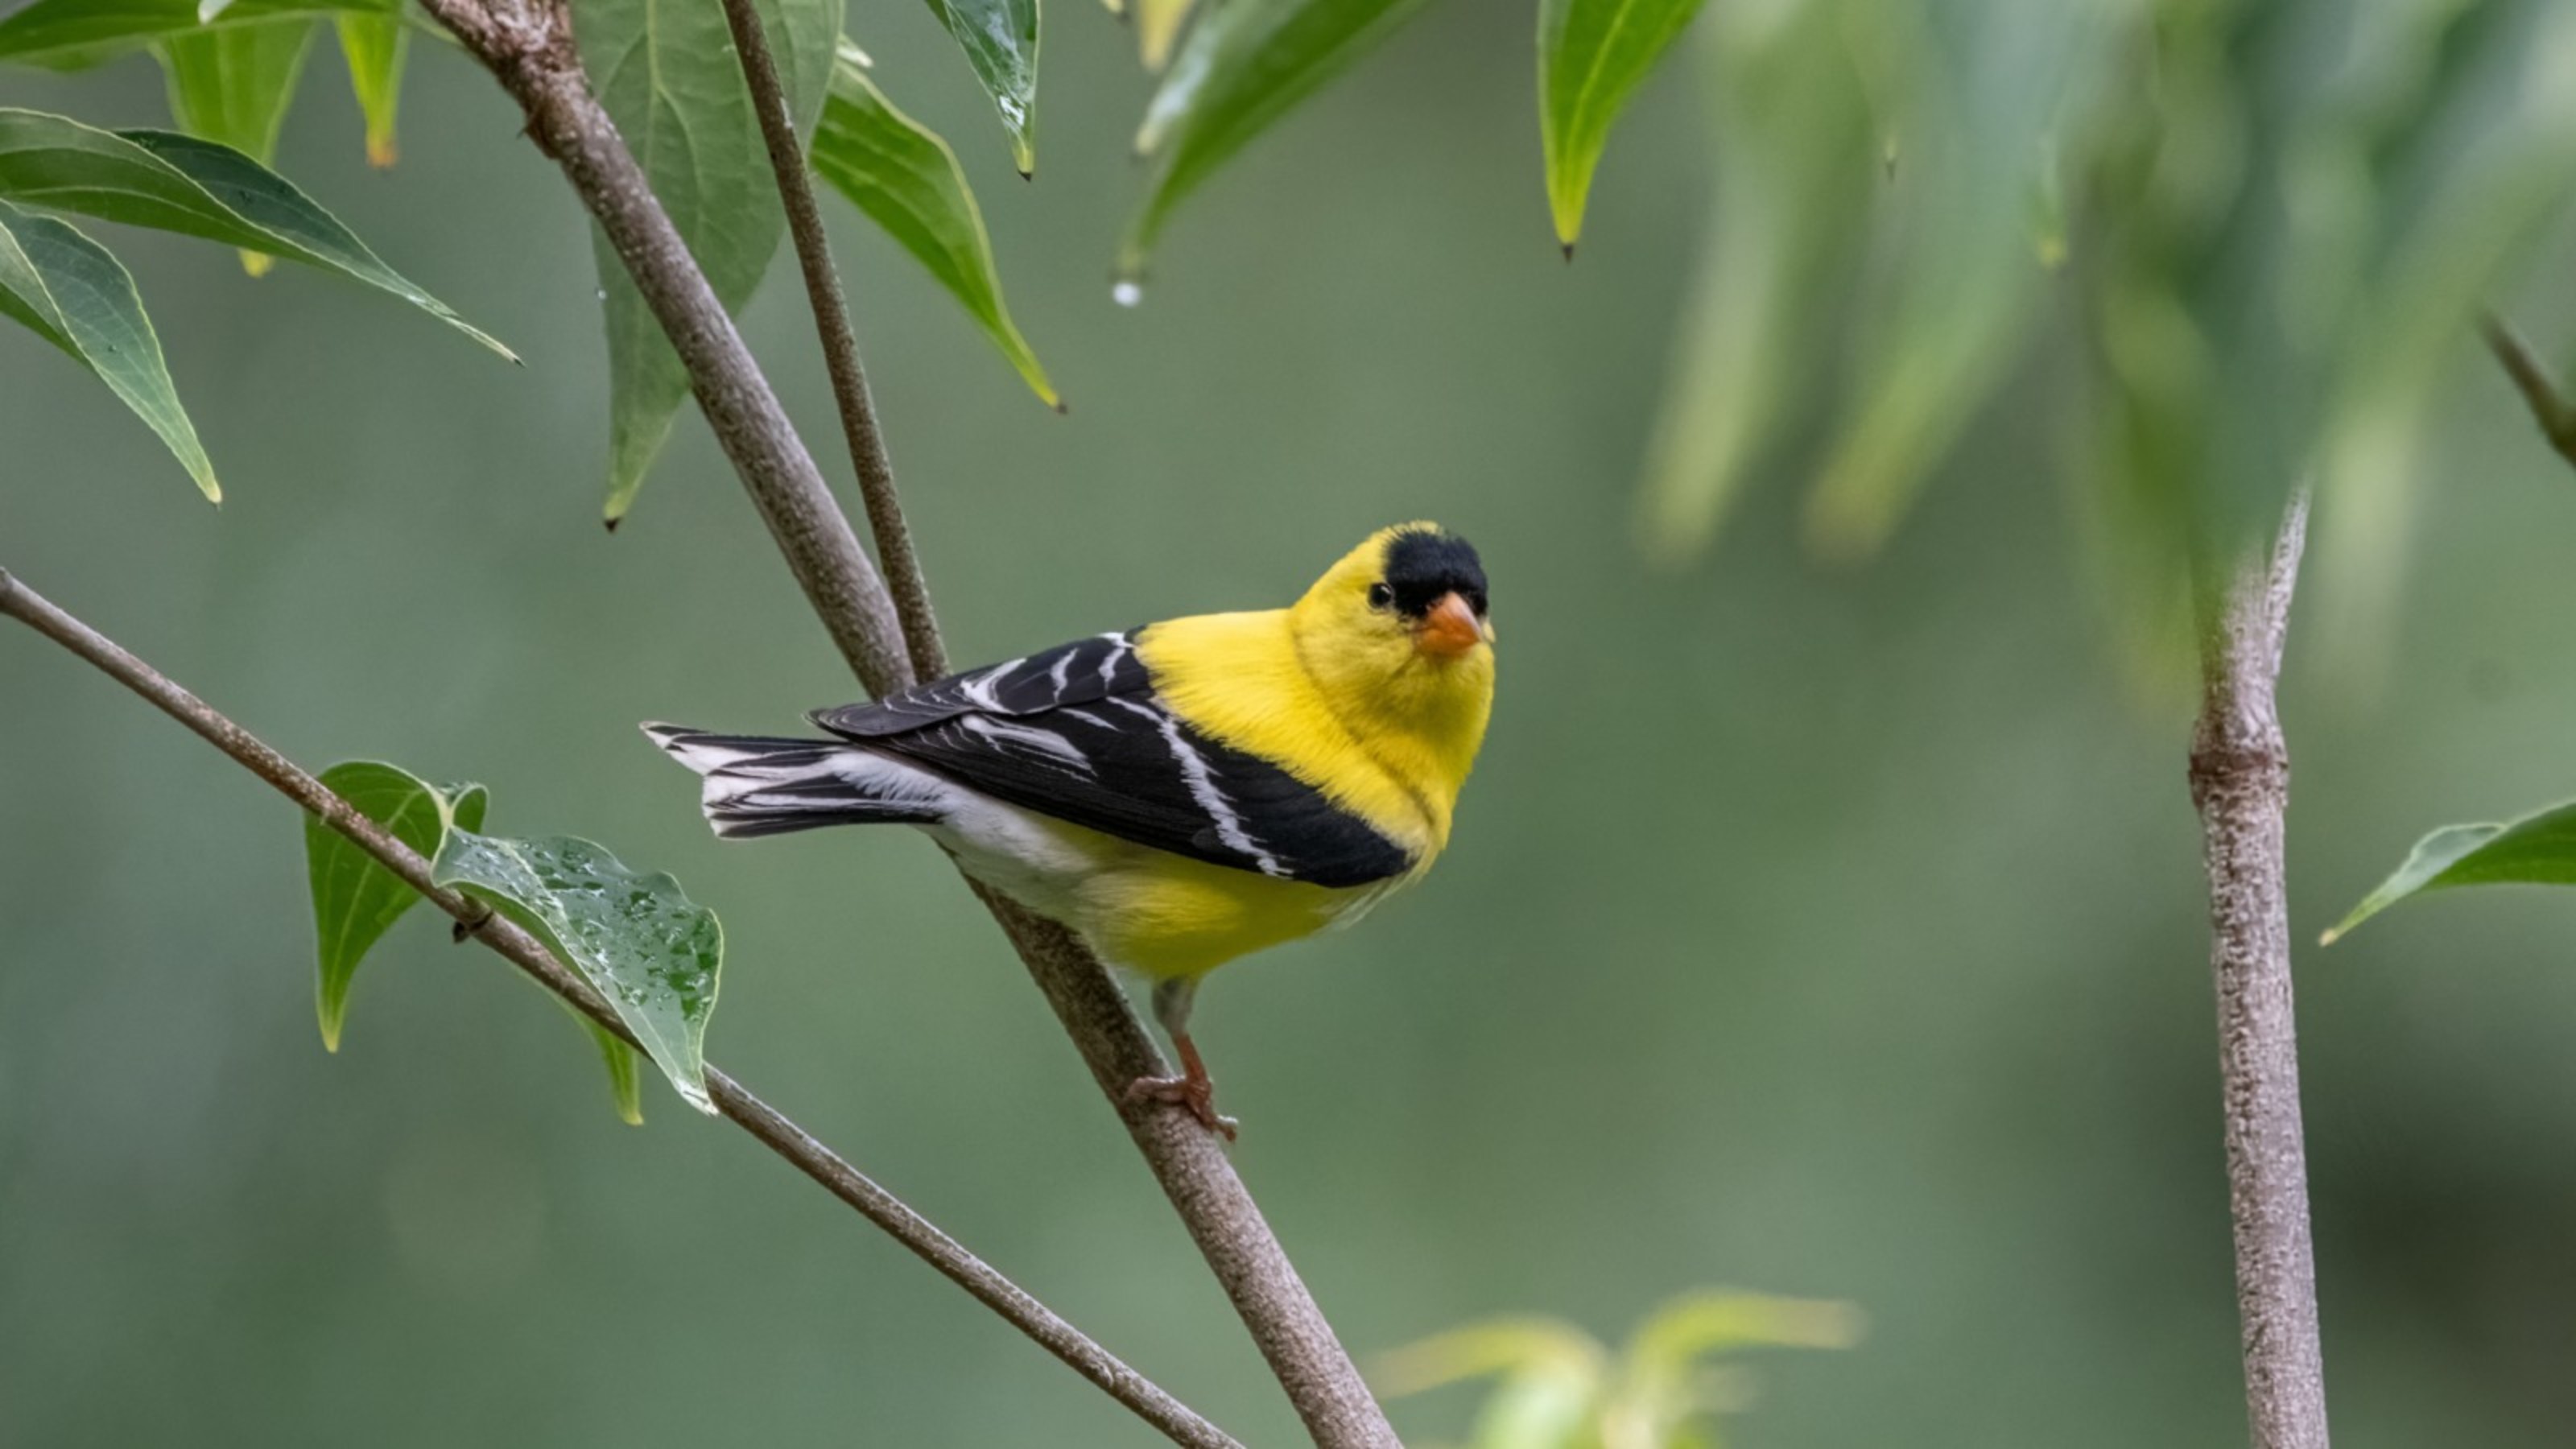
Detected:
[1290,523,1495,737]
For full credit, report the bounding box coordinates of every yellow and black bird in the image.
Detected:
[646,523,1495,1135]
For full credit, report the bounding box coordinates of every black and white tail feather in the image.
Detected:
[642,630,1414,889]
[642,727,951,839]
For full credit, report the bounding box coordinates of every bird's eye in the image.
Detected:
[1366,582,1394,609]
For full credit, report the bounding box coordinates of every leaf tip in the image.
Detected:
[617,1100,646,1126]
[2317,927,2340,947]
[239,250,275,279]
[365,137,398,170]
[603,514,622,535]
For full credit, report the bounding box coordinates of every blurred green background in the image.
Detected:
[10,1,2576,1445]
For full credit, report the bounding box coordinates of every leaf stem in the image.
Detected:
[0,564,1240,1449]
[2483,312,2576,470]
[398,2,1402,1442]
[2185,491,2330,1449]
[716,0,945,681]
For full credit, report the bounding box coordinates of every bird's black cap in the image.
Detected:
[1381,527,1488,619]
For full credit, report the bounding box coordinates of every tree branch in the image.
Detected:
[414,2,1402,1443]
[0,565,1240,1449]
[2483,312,2576,470]
[715,0,945,682]
[2186,490,2329,1449]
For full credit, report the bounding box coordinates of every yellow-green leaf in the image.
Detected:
[1136,0,1191,72]
[1536,0,1707,251]
[156,18,317,275]
[1121,0,1430,279]
[811,47,1057,408]
[334,13,406,167]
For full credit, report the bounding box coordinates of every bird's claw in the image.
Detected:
[1124,1072,1239,1141]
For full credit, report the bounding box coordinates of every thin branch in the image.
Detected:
[2483,312,2576,470]
[716,0,946,682]
[410,2,1402,1443]
[2186,490,2329,1449]
[0,566,1240,1449]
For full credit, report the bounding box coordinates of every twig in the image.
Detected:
[716,0,945,682]
[412,2,1402,1443]
[0,566,1241,1449]
[2483,312,2576,469]
[2186,490,2329,1449]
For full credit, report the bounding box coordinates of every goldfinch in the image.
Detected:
[646,522,1494,1135]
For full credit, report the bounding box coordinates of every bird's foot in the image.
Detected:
[1123,1072,1239,1141]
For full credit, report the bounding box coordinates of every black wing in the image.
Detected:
[810,632,1412,888]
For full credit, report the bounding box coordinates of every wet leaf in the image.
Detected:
[811,47,1057,407]
[2325,804,2576,945]
[304,762,486,1051]
[431,830,724,1115]
[1121,0,1430,277]
[0,0,388,71]
[334,12,407,167]
[155,18,317,274]
[580,0,838,522]
[0,197,217,499]
[1536,0,1707,251]
[0,109,513,357]
[922,0,1038,173]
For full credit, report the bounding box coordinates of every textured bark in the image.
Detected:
[2186,493,2330,1449]
[0,568,1239,1449]
[411,2,1400,1442]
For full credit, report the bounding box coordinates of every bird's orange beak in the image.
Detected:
[1413,591,1488,660]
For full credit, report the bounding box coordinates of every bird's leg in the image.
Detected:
[1123,976,1238,1141]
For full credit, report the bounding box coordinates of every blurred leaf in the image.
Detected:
[811,46,1059,408]
[1135,0,1190,71]
[1378,1318,1605,1449]
[0,197,217,499]
[922,0,1038,174]
[2308,2,2576,683]
[1121,0,1431,278]
[2324,803,2576,945]
[1802,0,2136,559]
[580,0,838,522]
[1609,1291,1863,1449]
[1536,0,1707,251]
[0,0,388,70]
[1636,0,1872,562]
[156,19,318,275]
[335,12,407,167]
[0,110,514,357]
[431,830,724,1115]
[305,763,487,1052]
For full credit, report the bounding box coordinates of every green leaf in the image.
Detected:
[156,18,319,275]
[0,109,514,359]
[0,197,217,499]
[1375,1318,1605,1449]
[335,12,407,167]
[579,0,839,522]
[2324,804,2576,945]
[0,0,389,71]
[305,762,487,1051]
[1536,0,1707,252]
[811,47,1058,408]
[1121,0,1430,278]
[158,20,314,162]
[578,1013,647,1125]
[430,830,724,1115]
[922,0,1038,174]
